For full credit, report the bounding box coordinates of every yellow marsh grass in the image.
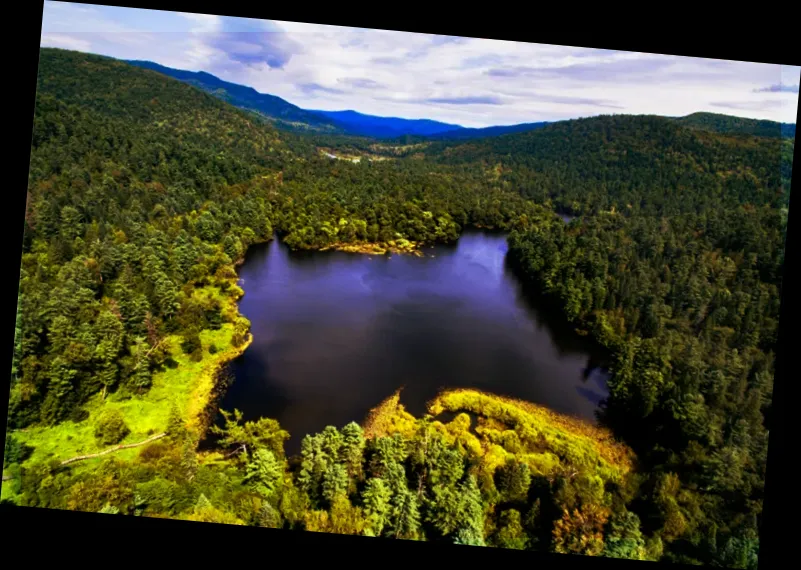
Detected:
[362,387,635,483]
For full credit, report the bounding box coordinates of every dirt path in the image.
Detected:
[60,432,167,466]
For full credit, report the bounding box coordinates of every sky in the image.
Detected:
[39,2,800,128]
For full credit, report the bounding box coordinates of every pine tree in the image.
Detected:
[453,475,485,546]
[392,488,421,540]
[258,501,283,529]
[603,510,647,560]
[195,493,212,510]
[496,457,531,503]
[180,435,199,482]
[322,462,348,506]
[245,448,283,499]
[494,509,529,550]
[166,403,186,441]
[362,477,392,537]
[340,422,365,481]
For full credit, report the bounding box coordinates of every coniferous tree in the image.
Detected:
[362,477,393,537]
[245,448,284,499]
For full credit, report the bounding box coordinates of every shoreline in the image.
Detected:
[318,239,426,257]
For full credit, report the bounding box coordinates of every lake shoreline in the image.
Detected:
[219,227,611,456]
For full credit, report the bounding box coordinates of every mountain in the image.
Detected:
[429,121,550,140]
[124,60,467,138]
[673,111,795,139]
[125,59,343,134]
[309,109,464,138]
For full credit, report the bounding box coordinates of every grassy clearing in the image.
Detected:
[362,387,635,484]
[429,389,635,482]
[11,284,251,469]
[319,239,425,257]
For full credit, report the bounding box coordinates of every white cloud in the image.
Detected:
[39,32,91,51]
[39,3,800,126]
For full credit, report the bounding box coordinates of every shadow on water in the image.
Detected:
[502,254,610,367]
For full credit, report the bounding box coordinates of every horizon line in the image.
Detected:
[40,46,799,129]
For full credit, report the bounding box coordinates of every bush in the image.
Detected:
[3,435,34,468]
[94,409,130,447]
[181,332,202,355]
[208,344,218,355]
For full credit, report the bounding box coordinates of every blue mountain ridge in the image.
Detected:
[124,59,794,142]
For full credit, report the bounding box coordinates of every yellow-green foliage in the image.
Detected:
[11,284,250,469]
[183,505,246,526]
[304,497,366,535]
[427,389,635,485]
[361,388,635,489]
[362,388,417,439]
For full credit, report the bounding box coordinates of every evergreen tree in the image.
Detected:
[496,457,531,503]
[322,463,348,506]
[391,488,421,540]
[245,448,283,499]
[494,509,529,550]
[258,501,283,529]
[362,477,392,537]
[340,422,365,481]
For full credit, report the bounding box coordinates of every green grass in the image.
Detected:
[11,285,249,469]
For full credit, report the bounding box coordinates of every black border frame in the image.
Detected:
[2,2,797,568]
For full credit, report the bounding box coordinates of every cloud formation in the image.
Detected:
[753,83,800,93]
[206,18,303,69]
[39,2,800,126]
[486,56,676,83]
[710,100,785,111]
[337,77,383,89]
[299,82,346,96]
[425,96,503,105]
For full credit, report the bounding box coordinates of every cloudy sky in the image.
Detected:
[40,2,800,128]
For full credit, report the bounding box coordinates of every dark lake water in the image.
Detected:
[212,229,609,455]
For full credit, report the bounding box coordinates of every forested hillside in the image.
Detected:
[3,47,793,570]
[422,115,791,217]
[125,60,345,134]
[674,112,795,140]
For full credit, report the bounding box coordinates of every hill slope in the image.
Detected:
[125,59,343,134]
[124,60,465,138]
[17,47,297,428]
[674,111,795,139]
[423,113,790,216]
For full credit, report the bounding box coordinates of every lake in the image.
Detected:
[212,229,609,455]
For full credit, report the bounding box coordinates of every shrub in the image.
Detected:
[94,409,130,447]
[181,332,202,355]
[208,344,218,355]
[3,435,34,468]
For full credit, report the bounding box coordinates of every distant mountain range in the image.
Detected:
[125,59,552,140]
[307,109,462,138]
[125,60,344,133]
[126,59,795,143]
[429,121,552,140]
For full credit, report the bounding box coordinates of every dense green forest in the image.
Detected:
[674,112,796,140]
[2,48,794,569]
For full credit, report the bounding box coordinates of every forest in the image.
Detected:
[2,48,794,570]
